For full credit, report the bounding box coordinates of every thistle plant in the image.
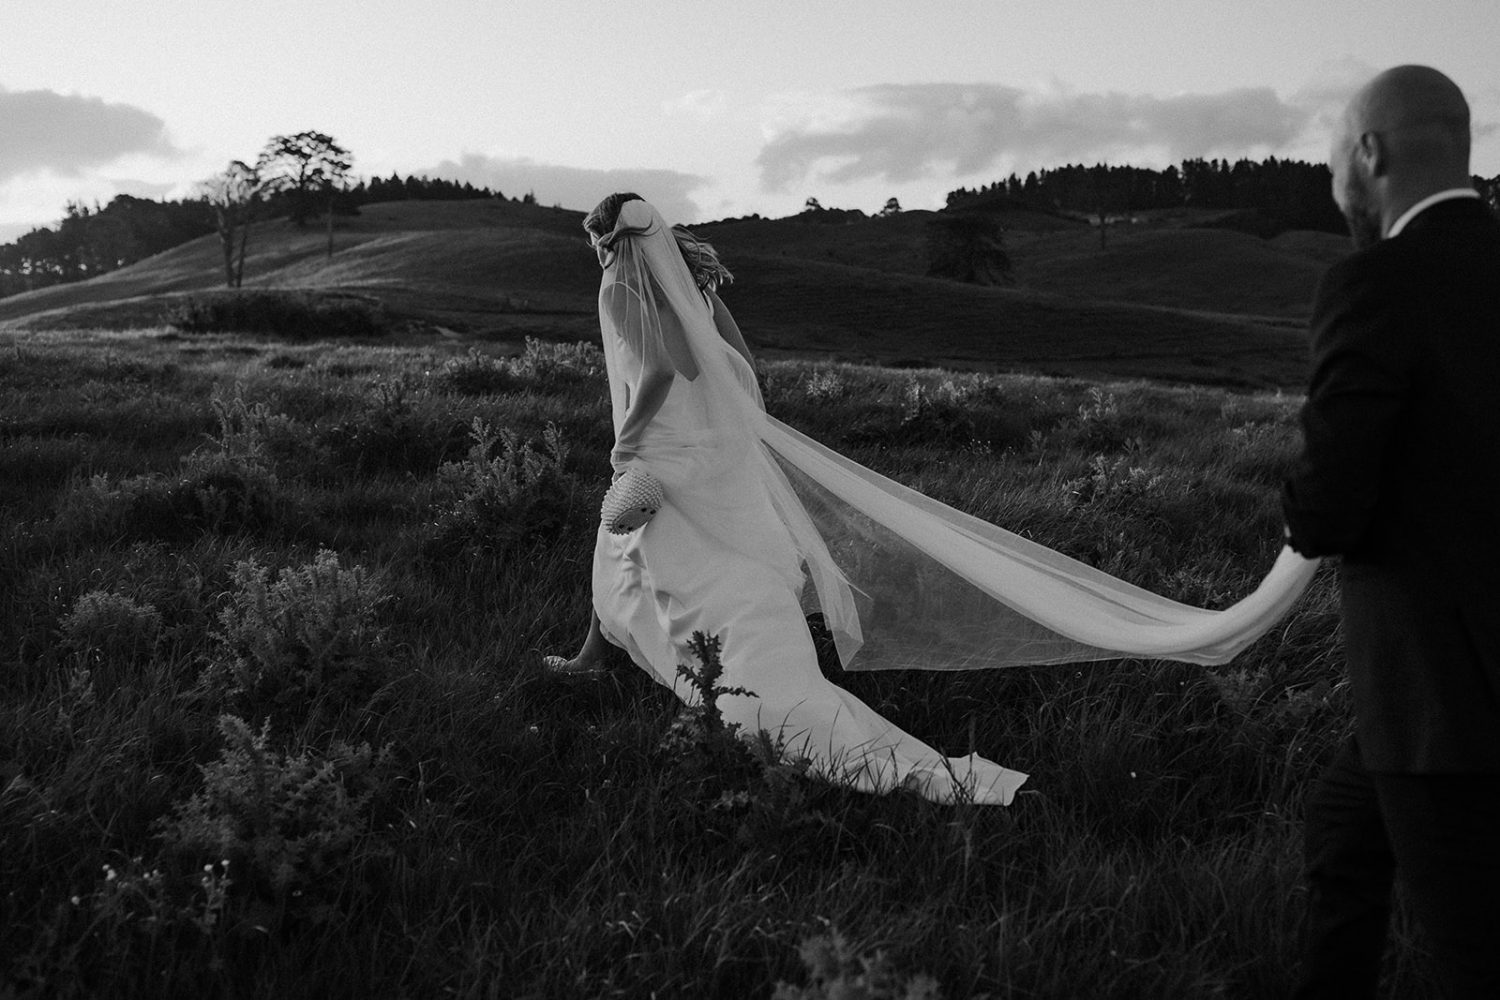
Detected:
[673,631,754,736]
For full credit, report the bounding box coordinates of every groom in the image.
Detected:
[1281,65,1500,997]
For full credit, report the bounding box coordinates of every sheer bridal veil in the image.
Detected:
[595,200,1321,678]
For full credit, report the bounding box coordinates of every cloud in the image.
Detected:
[757,82,1315,191]
[416,153,709,221]
[663,89,728,121]
[0,86,181,183]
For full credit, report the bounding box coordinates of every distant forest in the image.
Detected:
[945,156,1500,236]
[0,175,511,299]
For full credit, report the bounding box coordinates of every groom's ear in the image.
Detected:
[1357,130,1389,178]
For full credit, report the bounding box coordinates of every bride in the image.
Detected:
[547,193,1319,806]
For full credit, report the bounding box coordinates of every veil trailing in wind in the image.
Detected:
[590,200,1319,804]
[596,200,1320,676]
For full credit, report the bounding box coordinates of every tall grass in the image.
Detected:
[0,330,1434,999]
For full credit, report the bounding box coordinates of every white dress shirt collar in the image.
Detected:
[1386,188,1481,238]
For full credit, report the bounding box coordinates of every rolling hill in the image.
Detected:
[0,198,1350,389]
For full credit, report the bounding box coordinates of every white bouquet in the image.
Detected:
[601,465,664,534]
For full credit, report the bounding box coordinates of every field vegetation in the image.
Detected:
[0,317,1440,998]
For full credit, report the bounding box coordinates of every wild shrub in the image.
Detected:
[845,378,977,448]
[773,930,942,1000]
[839,375,1027,453]
[1063,386,1133,451]
[193,384,313,472]
[156,714,394,910]
[318,373,454,473]
[507,336,604,385]
[803,368,850,404]
[59,590,162,667]
[432,347,517,396]
[424,417,576,558]
[198,549,391,717]
[1224,421,1299,485]
[50,468,271,543]
[46,386,293,541]
[1063,453,1165,511]
[167,291,392,339]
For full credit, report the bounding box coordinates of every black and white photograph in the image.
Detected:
[2,1,1497,996]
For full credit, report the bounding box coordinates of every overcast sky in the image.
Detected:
[4,0,1499,240]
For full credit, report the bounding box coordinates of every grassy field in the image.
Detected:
[0,319,1441,999]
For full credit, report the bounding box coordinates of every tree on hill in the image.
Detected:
[944,156,1349,237]
[200,160,264,288]
[925,213,1011,285]
[798,197,866,224]
[257,131,352,228]
[354,173,503,204]
[879,197,902,217]
[0,195,212,299]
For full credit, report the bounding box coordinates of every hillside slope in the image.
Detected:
[0,198,1345,388]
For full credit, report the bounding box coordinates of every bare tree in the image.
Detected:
[256,131,352,237]
[200,160,263,288]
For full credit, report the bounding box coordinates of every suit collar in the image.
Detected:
[1386,188,1483,238]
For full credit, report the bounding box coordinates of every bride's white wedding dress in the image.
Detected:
[589,201,1319,806]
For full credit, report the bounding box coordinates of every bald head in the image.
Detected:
[1349,65,1471,167]
[1331,65,1474,246]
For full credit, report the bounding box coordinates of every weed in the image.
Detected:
[59,590,163,666]
[660,633,857,858]
[1065,386,1133,450]
[1064,453,1165,510]
[198,549,391,718]
[156,714,394,909]
[424,417,576,558]
[318,372,449,473]
[803,368,850,404]
[773,930,942,1000]
[508,336,604,385]
[432,347,516,396]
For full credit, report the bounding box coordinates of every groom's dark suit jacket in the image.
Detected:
[1283,196,1500,773]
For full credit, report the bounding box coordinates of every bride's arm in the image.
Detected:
[707,288,766,408]
[604,281,676,472]
[706,288,755,368]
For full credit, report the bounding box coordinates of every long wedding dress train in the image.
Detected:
[593,465,1021,805]
[588,200,1318,807]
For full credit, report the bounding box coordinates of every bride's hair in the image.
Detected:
[584,192,733,292]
